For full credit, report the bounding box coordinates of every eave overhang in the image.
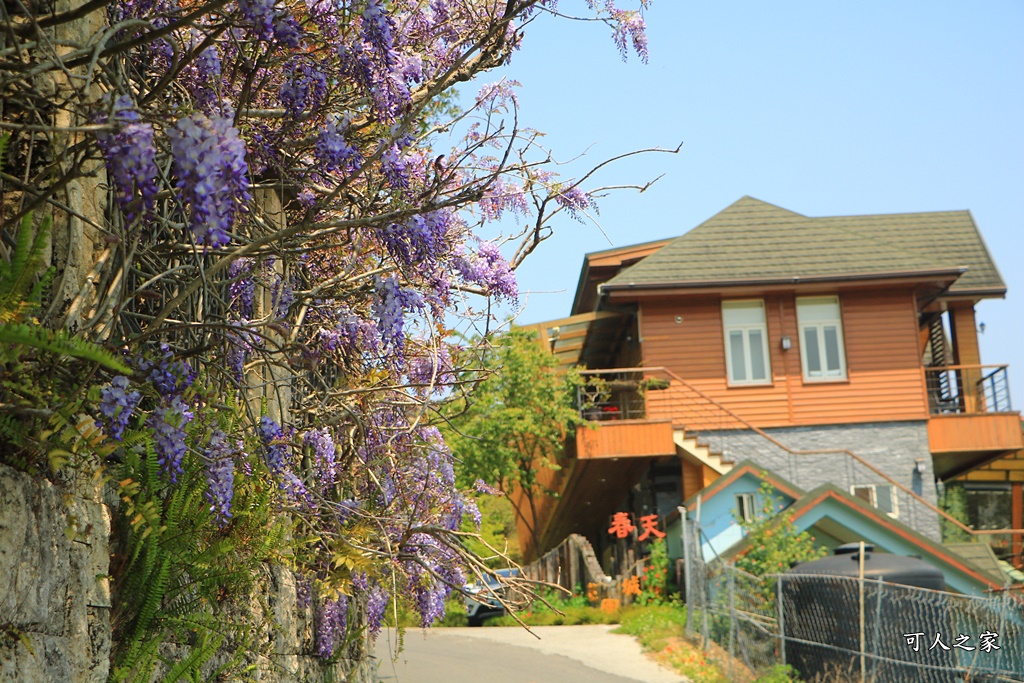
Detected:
[600,267,967,298]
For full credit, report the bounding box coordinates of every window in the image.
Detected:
[797,296,847,381]
[851,484,899,518]
[962,483,1011,531]
[735,493,756,523]
[722,300,772,385]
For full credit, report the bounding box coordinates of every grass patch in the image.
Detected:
[614,607,801,683]
[615,606,726,683]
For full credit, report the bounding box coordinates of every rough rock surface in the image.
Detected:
[0,464,375,683]
[0,464,111,683]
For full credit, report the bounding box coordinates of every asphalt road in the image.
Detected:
[373,625,689,683]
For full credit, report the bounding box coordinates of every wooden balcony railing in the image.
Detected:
[925,364,1012,415]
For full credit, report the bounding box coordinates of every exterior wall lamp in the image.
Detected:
[780,335,792,350]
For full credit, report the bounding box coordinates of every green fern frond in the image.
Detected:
[158,632,223,683]
[0,323,132,373]
[0,213,53,320]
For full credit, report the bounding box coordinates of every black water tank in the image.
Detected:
[782,543,956,683]
[787,542,945,589]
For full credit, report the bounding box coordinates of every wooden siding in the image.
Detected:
[576,420,676,460]
[956,450,1024,483]
[929,413,1024,454]
[639,288,930,429]
[682,458,702,500]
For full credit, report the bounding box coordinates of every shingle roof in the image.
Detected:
[603,197,1005,296]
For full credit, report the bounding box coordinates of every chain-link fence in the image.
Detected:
[681,518,1024,682]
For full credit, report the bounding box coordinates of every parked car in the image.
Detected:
[464,568,520,626]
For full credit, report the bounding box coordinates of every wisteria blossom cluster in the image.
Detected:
[168,112,252,248]
[95,96,158,223]
[1,0,655,662]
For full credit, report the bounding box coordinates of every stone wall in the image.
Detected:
[720,420,942,541]
[0,464,375,683]
[0,464,110,683]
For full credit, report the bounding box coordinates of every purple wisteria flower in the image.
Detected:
[259,416,311,502]
[203,429,235,526]
[455,241,518,302]
[319,308,382,356]
[97,375,141,440]
[474,479,503,496]
[168,112,251,248]
[303,427,336,485]
[95,96,158,223]
[316,595,348,658]
[238,0,304,46]
[315,117,361,173]
[610,8,649,63]
[280,60,328,118]
[554,184,593,222]
[377,209,452,269]
[361,0,396,66]
[366,584,388,637]
[373,276,425,358]
[148,396,194,482]
[407,344,454,393]
[259,415,289,473]
[136,344,195,397]
[228,258,256,319]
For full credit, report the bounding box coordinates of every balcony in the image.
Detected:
[925,365,1023,479]
[575,369,676,460]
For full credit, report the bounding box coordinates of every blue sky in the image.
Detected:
[469,1,1024,394]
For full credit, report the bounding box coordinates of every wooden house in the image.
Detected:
[515,196,1022,571]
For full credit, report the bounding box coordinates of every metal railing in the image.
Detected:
[924,364,1012,415]
[575,369,650,421]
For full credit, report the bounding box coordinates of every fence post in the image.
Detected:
[871,578,882,680]
[728,567,736,681]
[680,508,693,636]
[858,541,866,683]
[703,574,710,654]
[777,574,786,668]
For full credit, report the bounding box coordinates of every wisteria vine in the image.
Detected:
[0,0,664,664]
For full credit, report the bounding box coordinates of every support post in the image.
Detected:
[680,506,692,636]
[728,568,736,681]
[859,541,866,683]
[777,575,786,667]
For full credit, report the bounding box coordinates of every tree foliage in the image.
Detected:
[444,327,587,550]
[734,482,827,580]
[447,328,583,489]
[939,482,972,543]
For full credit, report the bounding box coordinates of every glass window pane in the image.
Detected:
[748,329,767,380]
[852,486,874,505]
[876,486,894,515]
[804,327,821,375]
[729,330,746,382]
[824,326,841,374]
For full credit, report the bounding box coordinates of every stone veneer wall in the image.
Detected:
[721,420,942,542]
[0,464,375,683]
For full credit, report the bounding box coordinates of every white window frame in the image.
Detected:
[797,296,848,382]
[735,493,756,523]
[851,484,899,519]
[722,300,772,386]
